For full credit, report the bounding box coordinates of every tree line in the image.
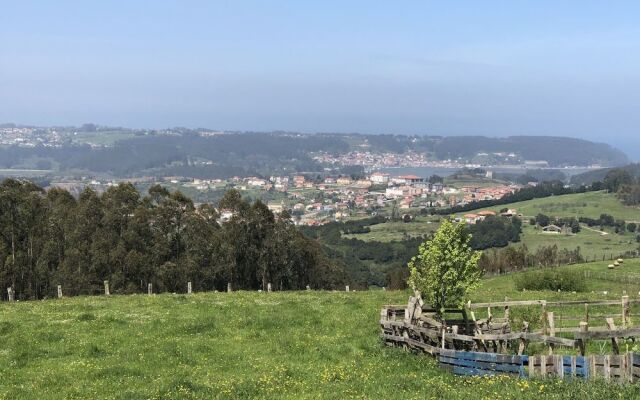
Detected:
[478,244,586,275]
[0,180,346,300]
[603,168,640,207]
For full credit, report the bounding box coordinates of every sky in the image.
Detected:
[1,1,639,159]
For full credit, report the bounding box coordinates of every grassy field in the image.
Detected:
[473,191,640,222]
[342,215,441,242]
[476,259,640,302]
[513,223,638,260]
[3,262,640,399]
[472,259,640,341]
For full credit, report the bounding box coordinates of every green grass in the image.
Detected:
[3,268,640,399]
[342,216,441,242]
[476,259,640,302]
[473,259,640,340]
[472,191,640,222]
[512,223,638,260]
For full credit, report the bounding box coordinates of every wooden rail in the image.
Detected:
[381,294,640,382]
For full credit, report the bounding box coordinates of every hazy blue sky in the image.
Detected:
[1,1,639,158]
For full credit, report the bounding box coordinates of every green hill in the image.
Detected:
[570,163,640,186]
[2,262,640,399]
[511,223,638,260]
[471,190,640,222]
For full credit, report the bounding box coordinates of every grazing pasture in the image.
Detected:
[512,223,638,260]
[2,261,640,399]
[474,191,640,222]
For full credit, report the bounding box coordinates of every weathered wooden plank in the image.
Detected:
[438,356,522,374]
[575,327,640,340]
[439,330,576,347]
[578,321,588,356]
[606,318,620,355]
[528,355,537,378]
[440,349,523,364]
[556,355,564,379]
[522,333,576,347]
[420,315,442,328]
[469,300,546,309]
[547,300,623,307]
[623,296,630,329]
[451,366,502,376]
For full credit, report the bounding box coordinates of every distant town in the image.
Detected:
[46,169,522,226]
[1,124,624,228]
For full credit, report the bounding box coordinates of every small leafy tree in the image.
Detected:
[408,219,482,317]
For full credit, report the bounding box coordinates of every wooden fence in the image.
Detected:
[381,296,640,382]
[436,350,640,381]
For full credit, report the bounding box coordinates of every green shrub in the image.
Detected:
[514,269,587,292]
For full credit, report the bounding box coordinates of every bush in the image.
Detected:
[514,269,587,292]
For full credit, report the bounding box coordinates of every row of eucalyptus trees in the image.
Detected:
[0,180,346,300]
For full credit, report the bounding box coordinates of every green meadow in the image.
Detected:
[342,215,441,242]
[512,223,638,260]
[3,261,640,399]
[475,190,640,222]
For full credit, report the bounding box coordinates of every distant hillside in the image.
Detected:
[430,136,628,167]
[0,125,629,177]
[570,163,640,186]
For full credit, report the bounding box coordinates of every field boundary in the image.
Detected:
[381,295,640,383]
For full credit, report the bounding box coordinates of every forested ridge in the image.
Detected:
[0,180,346,300]
[0,128,628,179]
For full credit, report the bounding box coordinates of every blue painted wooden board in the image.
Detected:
[439,349,523,364]
[439,356,522,374]
[452,366,506,376]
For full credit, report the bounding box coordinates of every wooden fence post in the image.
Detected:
[104,280,110,296]
[606,318,620,354]
[267,283,272,292]
[621,352,629,382]
[583,303,589,324]
[604,355,611,381]
[7,287,14,302]
[148,283,153,295]
[547,312,555,355]
[542,303,548,336]
[578,321,588,356]
[556,355,564,379]
[187,281,192,294]
[57,285,63,299]
[518,321,529,355]
[529,355,537,378]
[622,295,630,328]
[227,282,232,293]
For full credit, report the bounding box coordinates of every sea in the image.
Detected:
[373,166,597,179]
